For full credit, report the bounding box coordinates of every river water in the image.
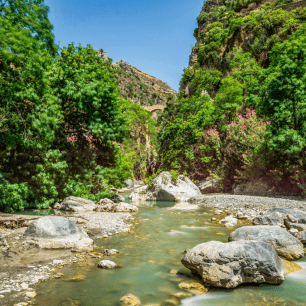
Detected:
[32,197,306,306]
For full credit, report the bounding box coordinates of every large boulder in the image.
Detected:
[94,199,138,213]
[253,208,306,227]
[147,171,202,202]
[195,180,221,194]
[181,240,286,288]
[228,225,304,261]
[58,196,96,212]
[128,186,149,201]
[23,216,93,251]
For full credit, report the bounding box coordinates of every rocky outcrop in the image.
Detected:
[57,196,96,212]
[229,225,304,261]
[94,199,138,213]
[181,240,286,288]
[297,231,306,243]
[23,216,93,252]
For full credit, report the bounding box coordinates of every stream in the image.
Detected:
[31,197,306,306]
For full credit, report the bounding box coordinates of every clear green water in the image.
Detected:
[32,198,306,306]
[15,209,73,216]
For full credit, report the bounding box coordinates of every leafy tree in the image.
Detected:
[257,26,306,158]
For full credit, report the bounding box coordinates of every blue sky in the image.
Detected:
[44,0,204,91]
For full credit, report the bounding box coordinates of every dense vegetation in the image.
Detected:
[158,0,306,194]
[0,0,157,211]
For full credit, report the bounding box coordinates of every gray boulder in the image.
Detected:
[254,208,306,227]
[195,180,221,194]
[148,171,202,202]
[229,225,304,261]
[23,216,93,251]
[59,196,96,212]
[297,231,306,243]
[110,194,125,203]
[181,240,286,289]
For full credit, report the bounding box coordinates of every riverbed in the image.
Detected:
[28,197,306,306]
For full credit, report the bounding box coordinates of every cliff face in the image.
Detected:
[97,49,176,107]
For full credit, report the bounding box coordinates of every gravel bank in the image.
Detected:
[196,194,306,218]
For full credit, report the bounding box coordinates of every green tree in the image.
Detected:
[257,27,306,156]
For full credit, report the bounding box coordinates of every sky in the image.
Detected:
[44,0,204,92]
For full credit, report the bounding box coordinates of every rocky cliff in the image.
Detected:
[97,49,176,107]
[181,0,306,97]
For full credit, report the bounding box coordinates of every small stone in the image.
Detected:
[103,249,119,256]
[0,289,11,294]
[25,291,36,298]
[0,295,4,298]
[54,273,64,279]
[98,260,117,269]
[214,210,222,215]
[20,282,29,290]
[211,218,216,221]
[169,269,178,275]
[164,297,179,305]
[178,282,208,294]
[120,294,141,306]
[14,303,28,306]
[53,260,65,265]
[172,292,193,298]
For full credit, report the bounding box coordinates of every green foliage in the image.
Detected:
[257,26,306,158]
[214,76,245,123]
[190,68,222,96]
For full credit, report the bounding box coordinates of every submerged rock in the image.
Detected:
[120,294,141,306]
[281,259,302,274]
[181,240,286,288]
[59,196,96,212]
[229,225,304,261]
[23,216,93,252]
[178,281,209,294]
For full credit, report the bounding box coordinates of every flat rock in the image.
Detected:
[98,260,117,269]
[229,225,304,260]
[23,216,93,251]
[60,196,96,212]
[181,240,286,288]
